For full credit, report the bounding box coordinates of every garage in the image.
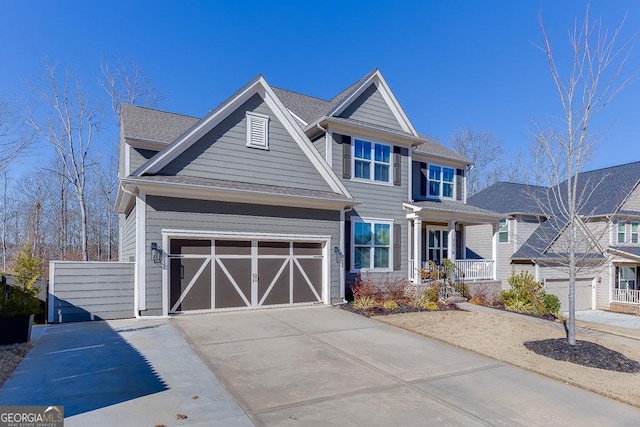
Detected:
[168,238,325,313]
[544,278,594,312]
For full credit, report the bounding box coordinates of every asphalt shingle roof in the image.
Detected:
[467,182,548,215]
[121,104,199,144]
[414,137,471,164]
[409,199,502,219]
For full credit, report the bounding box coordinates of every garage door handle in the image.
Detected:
[252,273,258,282]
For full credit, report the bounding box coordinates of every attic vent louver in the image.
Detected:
[246,112,269,150]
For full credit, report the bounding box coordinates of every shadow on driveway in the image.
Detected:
[0,321,167,417]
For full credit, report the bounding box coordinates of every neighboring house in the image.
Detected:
[467,161,640,314]
[110,69,501,318]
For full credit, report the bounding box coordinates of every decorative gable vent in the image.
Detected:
[246,112,269,150]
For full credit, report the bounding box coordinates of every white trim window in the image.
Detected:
[352,219,392,270]
[246,112,269,150]
[617,222,626,244]
[428,164,455,198]
[616,266,638,290]
[498,219,509,243]
[353,139,391,183]
[632,222,639,244]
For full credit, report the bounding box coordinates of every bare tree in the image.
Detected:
[450,128,508,194]
[28,61,101,261]
[100,58,165,120]
[532,5,637,345]
[0,99,31,172]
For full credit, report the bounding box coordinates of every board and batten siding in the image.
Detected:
[120,210,136,262]
[49,261,135,323]
[338,84,403,131]
[143,196,342,315]
[159,93,331,193]
[331,133,409,287]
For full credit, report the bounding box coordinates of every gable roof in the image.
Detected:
[326,69,418,136]
[121,104,198,145]
[467,182,548,216]
[133,75,352,198]
[555,161,640,216]
[506,161,640,261]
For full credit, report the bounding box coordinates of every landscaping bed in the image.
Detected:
[340,300,462,317]
[376,308,640,408]
[0,342,33,387]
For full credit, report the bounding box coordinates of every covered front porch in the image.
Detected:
[403,201,501,283]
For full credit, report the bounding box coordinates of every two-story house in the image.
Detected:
[467,162,640,314]
[115,69,501,318]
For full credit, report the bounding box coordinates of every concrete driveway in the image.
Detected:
[174,306,640,426]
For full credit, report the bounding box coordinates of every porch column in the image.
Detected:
[413,217,422,283]
[492,222,499,280]
[447,220,456,260]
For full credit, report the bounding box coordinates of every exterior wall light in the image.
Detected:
[150,242,162,264]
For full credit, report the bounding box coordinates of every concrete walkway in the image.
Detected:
[174,306,640,426]
[0,319,251,427]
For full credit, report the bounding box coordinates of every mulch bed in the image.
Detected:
[340,301,462,317]
[524,338,640,373]
[0,342,33,387]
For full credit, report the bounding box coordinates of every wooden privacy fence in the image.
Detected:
[48,261,135,323]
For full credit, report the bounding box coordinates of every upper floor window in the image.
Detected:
[354,139,391,183]
[616,221,640,245]
[428,164,454,198]
[499,219,509,243]
[352,219,392,270]
[246,112,269,150]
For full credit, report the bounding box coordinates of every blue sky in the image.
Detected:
[1,0,639,176]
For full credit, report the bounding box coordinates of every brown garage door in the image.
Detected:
[544,278,593,312]
[169,239,324,313]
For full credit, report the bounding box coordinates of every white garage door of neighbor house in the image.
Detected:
[169,239,324,313]
[544,278,593,312]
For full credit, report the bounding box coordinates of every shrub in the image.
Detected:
[0,247,42,318]
[382,278,409,301]
[352,272,382,301]
[543,293,561,315]
[353,296,378,309]
[500,271,558,317]
[382,300,400,310]
[424,285,439,303]
[424,301,439,311]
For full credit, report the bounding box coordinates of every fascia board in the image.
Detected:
[323,118,420,148]
[412,150,471,168]
[124,178,358,211]
[135,75,264,176]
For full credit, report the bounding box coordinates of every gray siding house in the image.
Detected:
[115,69,501,318]
[467,162,640,314]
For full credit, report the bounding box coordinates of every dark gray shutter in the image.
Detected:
[393,223,401,271]
[342,135,351,179]
[393,146,401,186]
[456,169,464,201]
[420,162,427,196]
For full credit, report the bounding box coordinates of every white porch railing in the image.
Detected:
[612,289,640,304]
[454,259,495,281]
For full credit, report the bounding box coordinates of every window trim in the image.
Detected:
[350,217,394,272]
[351,138,393,186]
[617,221,626,244]
[245,112,270,150]
[632,222,639,244]
[498,219,509,243]
[425,163,456,199]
